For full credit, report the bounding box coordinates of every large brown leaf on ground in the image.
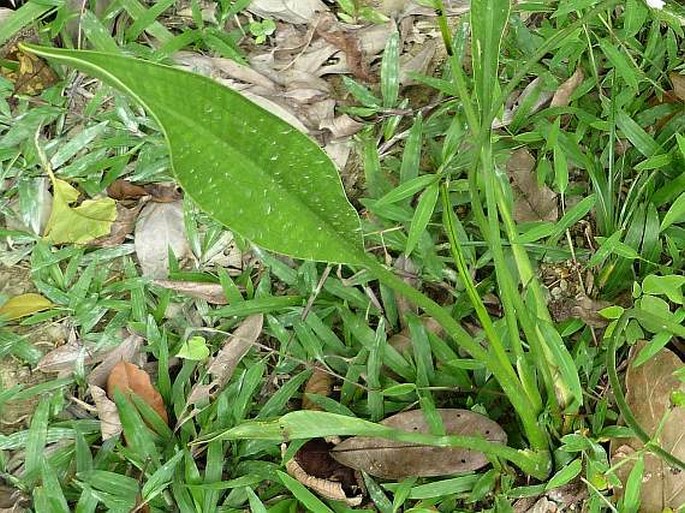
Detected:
[611,342,685,511]
[106,361,168,424]
[331,409,507,479]
[507,148,558,223]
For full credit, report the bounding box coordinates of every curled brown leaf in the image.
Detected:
[302,367,333,411]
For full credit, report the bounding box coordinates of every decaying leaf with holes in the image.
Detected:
[284,439,364,506]
[331,409,507,479]
[611,342,685,511]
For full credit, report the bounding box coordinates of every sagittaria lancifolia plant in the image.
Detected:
[22,0,638,480]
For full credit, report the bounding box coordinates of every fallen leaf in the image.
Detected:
[285,439,363,506]
[206,314,264,387]
[134,200,192,278]
[87,332,144,388]
[0,293,53,321]
[1,45,59,95]
[507,148,558,223]
[611,342,685,511]
[43,177,117,244]
[152,279,228,304]
[106,361,168,424]
[106,179,148,200]
[89,203,140,248]
[316,14,370,81]
[550,68,584,108]
[37,339,102,373]
[247,0,329,24]
[182,315,263,422]
[89,384,122,440]
[671,73,685,102]
[331,409,507,479]
[302,367,333,411]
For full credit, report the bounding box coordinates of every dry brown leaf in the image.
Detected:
[550,68,584,108]
[285,439,364,506]
[316,14,371,81]
[302,367,333,411]
[152,279,228,304]
[87,332,144,388]
[181,315,264,422]
[89,384,122,440]
[207,314,264,385]
[507,148,558,223]
[247,0,328,24]
[37,339,101,373]
[106,179,148,200]
[331,408,507,479]
[90,203,141,248]
[134,200,192,278]
[670,73,685,102]
[106,361,168,424]
[611,342,685,512]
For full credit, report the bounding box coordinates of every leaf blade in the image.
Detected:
[24,45,364,264]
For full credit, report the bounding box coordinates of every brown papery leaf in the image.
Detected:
[152,279,228,304]
[181,315,264,423]
[134,200,192,278]
[331,409,507,479]
[90,203,141,248]
[550,68,584,108]
[106,361,168,424]
[316,13,370,81]
[89,384,122,440]
[670,73,685,102]
[87,332,144,388]
[302,367,333,411]
[507,148,558,223]
[106,179,148,200]
[611,342,685,511]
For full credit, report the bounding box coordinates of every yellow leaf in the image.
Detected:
[0,293,53,321]
[44,178,117,244]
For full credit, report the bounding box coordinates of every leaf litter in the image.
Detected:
[611,341,685,511]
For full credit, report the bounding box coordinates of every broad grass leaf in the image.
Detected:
[330,409,507,479]
[25,45,365,265]
[611,342,685,511]
[0,293,53,321]
[470,0,511,118]
[44,177,116,244]
[106,361,168,424]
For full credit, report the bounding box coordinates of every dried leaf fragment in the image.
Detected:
[90,384,122,440]
[550,68,584,108]
[670,72,685,102]
[507,149,558,223]
[331,409,507,479]
[302,367,333,411]
[152,279,228,304]
[106,361,168,424]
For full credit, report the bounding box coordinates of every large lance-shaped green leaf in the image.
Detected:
[24,45,364,264]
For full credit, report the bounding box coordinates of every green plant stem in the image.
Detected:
[607,312,685,471]
[361,253,551,459]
